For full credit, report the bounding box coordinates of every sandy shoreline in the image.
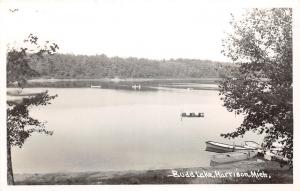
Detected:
[14,159,292,185]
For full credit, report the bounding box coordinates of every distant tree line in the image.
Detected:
[28,54,232,79]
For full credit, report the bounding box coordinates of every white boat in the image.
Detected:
[111,77,121,83]
[7,89,46,96]
[7,96,28,105]
[205,141,256,153]
[90,85,101,88]
[210,150,258,166]
[132,84,141,90]
[244,141,262,149]
[7,89,47,105]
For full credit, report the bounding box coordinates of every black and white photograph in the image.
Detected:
[0,0,299,190]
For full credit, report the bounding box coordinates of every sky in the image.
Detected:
[1,0,296,62]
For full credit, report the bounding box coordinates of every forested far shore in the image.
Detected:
[28,54,233,79]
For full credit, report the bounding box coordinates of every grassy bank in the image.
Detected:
[14,159,292,185]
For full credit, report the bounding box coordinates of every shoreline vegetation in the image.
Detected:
[27,77,222,83]
[28,54,231,80]
[14,159,292,185]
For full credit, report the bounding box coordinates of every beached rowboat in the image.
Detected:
[210,150,258,166]
[244,141,262,149]
[205,141,256,153]
[7,90,47,105]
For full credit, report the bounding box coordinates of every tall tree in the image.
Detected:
[7,34,59,184]
[219,8,293,164]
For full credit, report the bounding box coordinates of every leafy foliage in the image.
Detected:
[219,9,293,164]
[7,34,59,87]
[7,92,57,147]
[7,34,59,147]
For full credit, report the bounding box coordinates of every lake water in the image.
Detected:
[12,83,263,174]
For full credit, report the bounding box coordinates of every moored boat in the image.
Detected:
[244,141,262,149]
[132,84,141,90]
[7,90,47,105]
[205,141,256,153]
[90,85,101,88]
[210,150,258,166]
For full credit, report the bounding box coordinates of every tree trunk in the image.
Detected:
[7,142,15,185]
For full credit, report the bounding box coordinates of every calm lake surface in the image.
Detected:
[12,81,262,174]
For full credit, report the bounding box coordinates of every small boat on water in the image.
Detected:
[132,84,141,90]
[90,85,101,88]
[181,112,204,118]
[205,141,256,153]
[111,77,121,83]
[210,150,258,166]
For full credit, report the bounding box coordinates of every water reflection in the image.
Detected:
[11,83,262,174]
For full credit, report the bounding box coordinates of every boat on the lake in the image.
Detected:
[90,85,101,88]
[205,141,256,153]
[111,77,121,83]
[181,112,204,118]
[210,150,258,166]
[132,84,141,90]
